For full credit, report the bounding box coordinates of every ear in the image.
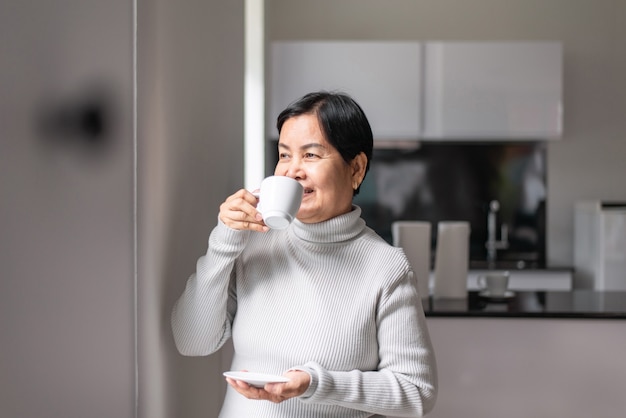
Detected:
[350,152,368,190]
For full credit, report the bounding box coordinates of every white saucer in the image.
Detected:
[223,371,290,388]
[479,290,515,299]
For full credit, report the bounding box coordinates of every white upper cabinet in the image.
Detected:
[269,41,563,142]
[269,41,423,140]
[422,41,563,140]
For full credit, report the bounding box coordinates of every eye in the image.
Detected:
[278,152,291,160]
[304,152,319,159]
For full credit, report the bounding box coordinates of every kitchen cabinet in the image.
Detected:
[269,41,563,141]
[419,292,626,417]
[422,41,563,140]
[269,41,423,141]
[422,316,626,418]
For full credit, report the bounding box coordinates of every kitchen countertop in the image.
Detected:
[424,290,626,319]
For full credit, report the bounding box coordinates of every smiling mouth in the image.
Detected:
[303,187,314,195]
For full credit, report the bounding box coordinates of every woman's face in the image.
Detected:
[274,114,366,224]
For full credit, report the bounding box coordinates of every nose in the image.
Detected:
[282,157,305,180]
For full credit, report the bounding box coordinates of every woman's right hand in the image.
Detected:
[219,189,268,232]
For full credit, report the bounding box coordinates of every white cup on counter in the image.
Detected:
[478,271,511,297]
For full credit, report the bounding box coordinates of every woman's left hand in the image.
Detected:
[225,370,310,403]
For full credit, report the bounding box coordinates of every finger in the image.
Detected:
[230,382,270,400]
[230,212,266,232]
[221,189,258,212]
[265,383,294,400]
[265,370,310,399]
[219,191,266,231]
[220,196,257,221]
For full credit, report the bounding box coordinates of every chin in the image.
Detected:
[295,207,322,224]
[295,209,313,221]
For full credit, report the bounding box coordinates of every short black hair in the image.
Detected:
[276,91,373,195]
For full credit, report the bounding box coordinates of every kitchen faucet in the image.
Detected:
[485,200,509,267]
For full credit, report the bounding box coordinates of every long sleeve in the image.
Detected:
[171,221,248,356]
[295,270,437,417]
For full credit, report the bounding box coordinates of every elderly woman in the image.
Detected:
[171,91,437,417]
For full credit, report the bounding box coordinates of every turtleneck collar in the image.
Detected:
[289,205,366,244]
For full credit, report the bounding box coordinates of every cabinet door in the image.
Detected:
[422,41,563,140]
[269,41,422,141]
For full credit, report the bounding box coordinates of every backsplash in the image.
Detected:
[353,142,547,268]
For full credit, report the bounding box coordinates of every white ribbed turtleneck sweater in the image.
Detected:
[172,206,437,417]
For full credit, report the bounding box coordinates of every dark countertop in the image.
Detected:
[424,290,626,319]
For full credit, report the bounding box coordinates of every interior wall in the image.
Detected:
[0,1,135,417]
[266,0,626,268]
[137,1,244,417]
[0,0,245,417]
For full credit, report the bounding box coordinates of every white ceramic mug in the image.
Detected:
[478,271,510,296]
[255,176,303,230]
